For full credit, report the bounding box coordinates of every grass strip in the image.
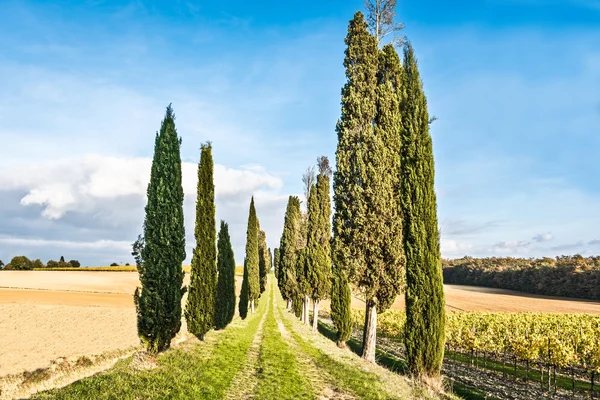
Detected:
[254,283,314,399]
[278,306,401,399]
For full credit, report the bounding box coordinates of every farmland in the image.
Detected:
[4,278,446,400]
[2,270,600,381]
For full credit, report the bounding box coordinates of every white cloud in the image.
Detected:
[0,154,283,220]
[440,239,474,257]
[0,154,287,263]
[491,241,531,253]
[532,232,554,242]
[0,237,131,251]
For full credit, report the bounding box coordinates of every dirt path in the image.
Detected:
[224,300,270,400]
[273,295,355,400]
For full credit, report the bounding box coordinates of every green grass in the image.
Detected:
[255,284,314,399]
[280,310,402,399]
[317,321,490,400]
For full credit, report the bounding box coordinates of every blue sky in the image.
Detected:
[0,0,598,265]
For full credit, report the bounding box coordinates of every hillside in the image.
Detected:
[442,256,600,300]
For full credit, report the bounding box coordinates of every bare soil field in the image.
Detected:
[321,284,600,314]
[0,271,241,377]
[2,271,600,378]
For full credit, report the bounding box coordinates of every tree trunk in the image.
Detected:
[361,302,377,363]
[312,299,319,331]
[287,299,292,310]
[304,296,310,325]
[251,299,255,314]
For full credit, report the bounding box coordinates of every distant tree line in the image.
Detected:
[443,255,600,301]
[0,255,81,270]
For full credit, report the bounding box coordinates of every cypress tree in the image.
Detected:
[401,42,445,378]
[330,267,352,348]
[306,171,333,331]
[297,236,310,325]
[273,248,280,281]
[292,290,303,318]
[185,143,216,340]
[239,258,249,320]
[133,104,186,353]
[278,196,302,309]
[332,11,404,363]
[242,197,260,313]
[215,220,236,330]
[258,228,268,294]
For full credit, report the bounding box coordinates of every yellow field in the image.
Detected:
[33,265,243,274]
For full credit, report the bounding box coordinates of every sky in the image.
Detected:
[0,0,598,266]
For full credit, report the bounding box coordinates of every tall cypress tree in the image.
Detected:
[133,104,186,353]
[258,228,268,294]
[333,12,404,363]
[297,222,310,325]
[273,248,280,281]
[238,259,249,320]
[357,42,405,362]
[401,42,445,378]
[278,196,302,309]
[330,266,352,348]
[242,197,260,313]
[306,171,333,331]
[215,220,236,330]
[185,143,216,340]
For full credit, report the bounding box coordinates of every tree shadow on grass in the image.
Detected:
[317,322,407,374]
[317,321,489,400]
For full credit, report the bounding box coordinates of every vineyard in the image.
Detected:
[350,310,600,398]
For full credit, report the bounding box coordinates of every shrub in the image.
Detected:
[32,259,44,269]
[110,262,119,267]
[6,256,33,270]
[46,260,59,269]
[69,260,81,268]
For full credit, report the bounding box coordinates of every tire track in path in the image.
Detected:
[224,297,270,400]
[273,295,357,400]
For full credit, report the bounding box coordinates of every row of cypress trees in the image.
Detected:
[276,157,333,331]
[133,106,237,353]
[276,4,445,379]
[238,196,269,319]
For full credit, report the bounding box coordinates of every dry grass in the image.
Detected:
[0,347,137,400]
